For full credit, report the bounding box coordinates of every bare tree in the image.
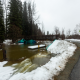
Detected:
[73,28,78,35]
[66,29,71,36]
[42,22,45,35]
[28,1,39,36]
[62,28,64,35]
[61,28,65,39]
[54,26,60,35]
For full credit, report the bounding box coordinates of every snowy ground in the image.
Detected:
[28,44,45,49]
[65,39,80,42]
[0,40,77,80]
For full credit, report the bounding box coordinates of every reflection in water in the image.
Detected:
[31,52,51,66]
[0,41,55,72]
[11,58,38,73]
[32,57,50,67]
[4,44,39,61]
[8,53,52,73]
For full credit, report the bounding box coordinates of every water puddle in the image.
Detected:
[1,41,56,73]
[4,52,56,73]
[11,58,38,73]
[31,52,51,66]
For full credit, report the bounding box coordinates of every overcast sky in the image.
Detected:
[18,0,80,34]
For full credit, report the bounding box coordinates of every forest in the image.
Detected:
[0,0,43,42]
[0,0,80,43]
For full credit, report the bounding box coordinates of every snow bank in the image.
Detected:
[65,39,80,42]
[3,39,12,44]
[0,61,16,80]
[47,40,76,54]
[0,61,7,67]
[0,40,77,80]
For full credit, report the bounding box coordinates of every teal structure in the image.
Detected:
[18,39,36,44]
[46,39,56,50]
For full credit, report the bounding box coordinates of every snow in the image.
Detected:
[28,44,45,49]
[0,61,16,80]
[65,39,80,42]
[0,40,77,80]
[0,61,7,67]
[18,43,24,45]
[3,39,12,44]
[3,39,24,45]
[47,40,76,54]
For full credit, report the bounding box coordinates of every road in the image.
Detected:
[53,41,80,80]
[70,41,80,80]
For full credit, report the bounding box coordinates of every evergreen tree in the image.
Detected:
[8,0,22,28]
[38,28,42,35]
[22,1,37,37]
[0,0,5,42]
[27,1,40,36]
[28,2,33,36]
[22,1,29,38]
[7,0,22,41]
[32,23,38,35]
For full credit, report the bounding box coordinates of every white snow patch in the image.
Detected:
[0,40,77,80]
[65,39,80,42]
[47,40,76,54]
[0,61,16,80]
[28,44,45,49]
[0,61,7,67]
[3,39,12,44]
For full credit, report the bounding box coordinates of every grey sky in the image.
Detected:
[32,0,80,34]
[16,0,80,34]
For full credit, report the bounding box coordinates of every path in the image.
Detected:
[53,41,80,80]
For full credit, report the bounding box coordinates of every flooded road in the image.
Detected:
[0,41,55,72]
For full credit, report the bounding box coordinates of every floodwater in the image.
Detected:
[0,41,55,72]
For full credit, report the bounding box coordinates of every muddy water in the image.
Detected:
[0,41,55,72]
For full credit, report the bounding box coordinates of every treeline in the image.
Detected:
[52,25,80,39]
[0,0,43,42]
[51,26,65,40]
[66,25,80,39]
[0,0,5,42]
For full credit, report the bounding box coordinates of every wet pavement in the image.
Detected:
[70,41,80,80]
[70,56,80,80]
[54,41,80,80]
